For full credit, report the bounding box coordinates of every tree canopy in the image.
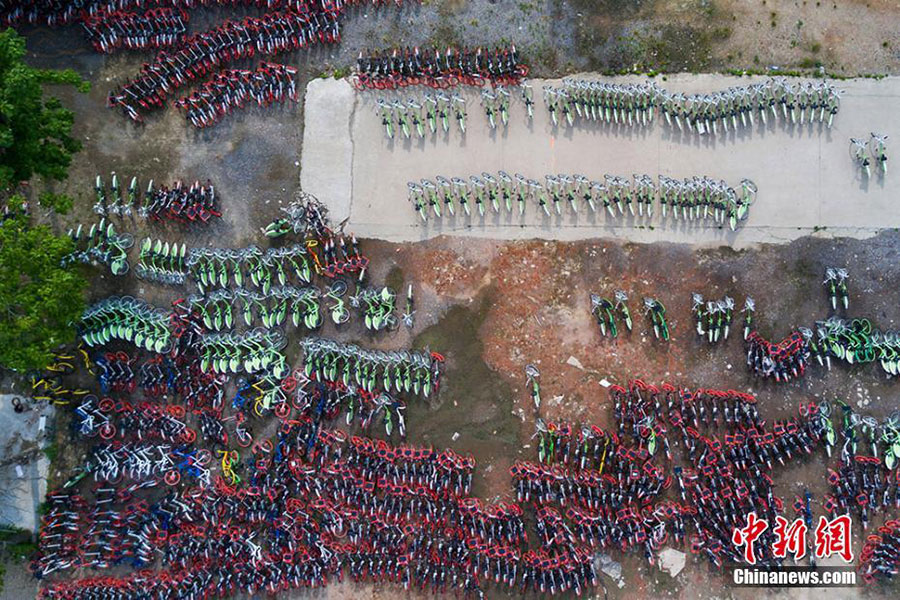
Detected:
[0,27,87,190]
[0,29,88,372]
[0,206,85,371]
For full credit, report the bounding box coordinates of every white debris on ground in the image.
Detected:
[0,395,54,532]
[596,553,626,588]
[566,356,584,370]
[657,547,687,577]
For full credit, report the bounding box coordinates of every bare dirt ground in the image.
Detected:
[325,232,900,599]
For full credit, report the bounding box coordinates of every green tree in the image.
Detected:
[0,28,87,191]
[0,206,85,371]
[0,29,88,372]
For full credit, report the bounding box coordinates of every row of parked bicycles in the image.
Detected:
[542,77,842,133]
[372,83,537,140]
[81,7,188,53]
[78,296,173,353]
[300,337,443,400]
[691,294,742,345]
[354,45,528,90]
[107,7,342,122]
[94,173,221,223]
[177,281,408,332]
[588,292,668,341]
[135,212,365,292]
[408,172,755,230]
[542,80,658,129]
[2,0,408,28]
[62,218,134,276]
[174,62,299,128]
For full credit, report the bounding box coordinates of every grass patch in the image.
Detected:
[429,21,462,50]
[528,40,559,73]
[385,266,405,292]
[43,441,58,463]
[570,0,651,17]
[642,24,718,72]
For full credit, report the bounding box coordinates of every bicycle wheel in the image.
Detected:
[117,233,135,249]
[385,314,400,331]
[330,279,348,296]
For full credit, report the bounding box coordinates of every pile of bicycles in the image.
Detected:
[107,8,341,122]
[2,1,350,27]
[354,45,528,90]
[745,329,809,382]
[350,285,398,331]
[137,353,225,407]
[175,62,298,128]
[146,179,220,222]
[93,351,137,394]
[282,375,409,437]
[137,214,369,296]
[28,348,95,407]
[850,133,889,177]
[261,191,332,238]
[87,396,194,444]
[520,381,836,568]
[691,293,735,344]
[543,80,658,128]
[859,519,900,582]
[62,218,133,275]
[33,365,899,598]
[643,297,669,341]
[810,316,900,377]
[262,192,370,280]
[823,401,900,530]
[82,7,188,53]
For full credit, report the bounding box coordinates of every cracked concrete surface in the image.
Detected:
[300,77,356,225]
[0,397,52,533]
[301,75,900,247]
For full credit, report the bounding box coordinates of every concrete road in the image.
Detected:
[301,75,900,247]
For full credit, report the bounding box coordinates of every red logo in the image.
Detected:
[732,512,768,564]
[814,515,853,562]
